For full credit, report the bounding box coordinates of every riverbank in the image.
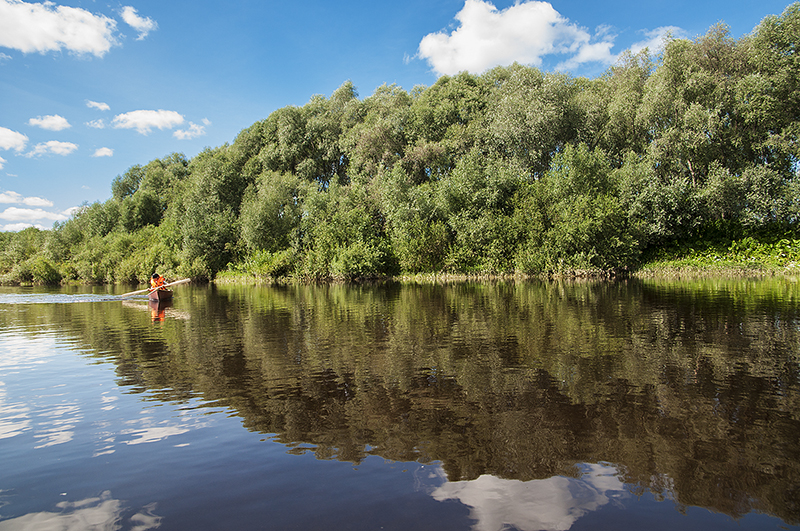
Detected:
[4,234,800,287]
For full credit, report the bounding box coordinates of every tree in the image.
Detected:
[486,65,580,177]
[516,144,642,272]
[111,165,145,201]
[299,183,396,280]
[342,83,411,183]
[239,171,304,253]
[746,2,800,172]
[638,25,752,186]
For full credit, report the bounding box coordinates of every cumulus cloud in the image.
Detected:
[418,0,618,75]
[28,114,71,131]
[0,155,5,169]
[173,119,208,140]
[0,52,11,62]
[86,119,105,129]
[0,126,28,151]
[25,140,78,157]
[112,109,184,134]
[120,6,157,40]
[0,206,67,222]
[92,147,113,157]
[1,221,48,230]
[630,26,685,55]
[0,190,53,206]
[87,100,110,111]
[0,200,78,230]
[555,38,617,71]
[0,0,118,56]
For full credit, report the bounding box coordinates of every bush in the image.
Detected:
[331,240,394,280]
[29,256,62,284]
[235,248,297,278]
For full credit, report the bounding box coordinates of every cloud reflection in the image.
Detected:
[0,491,161,531]
[33,403,81,449]
[122,425,190,445]
[431,463,627,531]
[0,384,30,440]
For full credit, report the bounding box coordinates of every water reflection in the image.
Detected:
[432,464,626,531]
[0,491,161,531]
[1,279,799,529]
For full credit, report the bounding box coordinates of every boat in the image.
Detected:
[148,289,173,302]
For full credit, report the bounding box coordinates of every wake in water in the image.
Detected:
[0,293,142,304]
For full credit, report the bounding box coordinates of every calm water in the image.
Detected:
[0,279,799,531]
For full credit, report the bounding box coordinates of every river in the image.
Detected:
[0,278,798,530]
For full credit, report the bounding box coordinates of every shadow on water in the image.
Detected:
[1,278,799,527]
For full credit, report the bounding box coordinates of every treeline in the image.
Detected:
[2,4,799,284]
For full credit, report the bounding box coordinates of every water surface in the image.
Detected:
[0,279,798,530]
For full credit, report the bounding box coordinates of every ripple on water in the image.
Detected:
[0,294,129,304]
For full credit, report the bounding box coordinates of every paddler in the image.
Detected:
[150,273,166,290]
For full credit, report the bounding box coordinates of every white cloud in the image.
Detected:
[0,0,118,57]
[173,121,207,140]
[1,221,48,231]
[112,109,184,135]
[629,26,685,55]
[555,38,617,71]
[0,206,67,222]
[25,140,78,157]
[92,147,113,157]
[0,191,23,203]
[0,126,28,151]
[87,100,110,111]
[0,52,11,62]
[120,6,157,40]
[418,0,617,75]
[0,155,5,169]
[0,190,53,206]
[28,114,71,131]
[86,119,106,129]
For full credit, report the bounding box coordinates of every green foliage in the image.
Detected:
[487,65,580,175]
[230,248,297,279]
[111,164,144,201]
[434,149,524,272]
[239,171,304,253]
[120,189,163,232]
[3,8,800,282]
[299,183,397,280]
[515,144,642,273]
[391,216,449,273]
[28,256,62,284]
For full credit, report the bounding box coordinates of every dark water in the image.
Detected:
[0,279,799,531]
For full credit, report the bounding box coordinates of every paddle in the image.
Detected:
[119,278,191,298]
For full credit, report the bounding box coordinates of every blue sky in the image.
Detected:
[0,0,793,231]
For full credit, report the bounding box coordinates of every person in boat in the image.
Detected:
[150,273,167,290]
